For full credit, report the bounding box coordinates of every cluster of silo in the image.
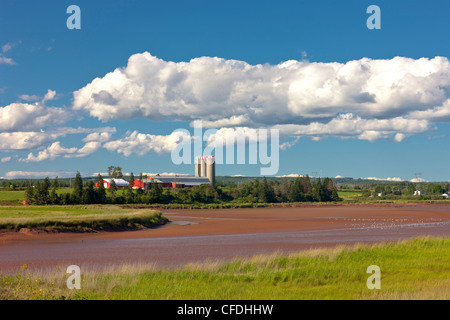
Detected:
[195,155,215,185]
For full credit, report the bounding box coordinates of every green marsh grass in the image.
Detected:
[0,205,168,232]
[1,237,448,300]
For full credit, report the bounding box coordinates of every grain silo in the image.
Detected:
[200,155,207,177]
[206,155,215,185]
[194,156,202,177]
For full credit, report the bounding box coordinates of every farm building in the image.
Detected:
[95,178,130,189]
[132,175,211,189]
[132,155,216,189]
[100,155,215,190]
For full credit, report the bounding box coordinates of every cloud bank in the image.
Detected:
[73,52,450,143]
[4,171,75,179]
[0,88,117,161]
[3,53,450,164]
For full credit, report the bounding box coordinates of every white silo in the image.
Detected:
[200,155,207,177]
[194,156,202,177]
[206,155,215,185]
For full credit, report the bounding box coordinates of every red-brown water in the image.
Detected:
[0,204,449,273]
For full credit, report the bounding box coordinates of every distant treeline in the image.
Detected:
[362,182,450,200]
[3,175,450,191]
[23,172,341,205]
[0,179,74,190]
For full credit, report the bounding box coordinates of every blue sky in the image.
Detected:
[1,0,449,181]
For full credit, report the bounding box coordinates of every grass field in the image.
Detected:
[338,190,364,201]
[0,205,168,232]
[1,237,448,300]
[0,189,84,204]
[0,190,26,205]
[0,190,27,201]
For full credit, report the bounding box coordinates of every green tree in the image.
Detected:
[289,177,305,202]
[125,172,136,203]
[278,179,292,202]
[250,179,260,200]
[321,177,335,201]
[82,181,97,204]
[115,167,123,178]
[95,174,107,204]
[407,183,416,196]
[300,175,313,194]
[50,176,60,204]
[129,172,135,185]
[25,185,34,204]
[108,166,123,179]
[34,177,51,204]
[312,178,327,202]
[109,179,117,203]
[258,177,275,203]
[62,192,73,205]
[331,187,341,201]
[72,172,83,202]
[374,184,385,195]
[150,182,163,203]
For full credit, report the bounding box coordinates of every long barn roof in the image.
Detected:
[147,175,211,186]
[103,178,130,187]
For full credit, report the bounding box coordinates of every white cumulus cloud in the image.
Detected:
[273,113,431,142]
[0,131,60,151]
[0,127,116,152]
[103,130,192,156]
[410,177,427,183]
[409,99,450,122]
[42,89,57,102]
[0,102,69,132]
[72,53,450,142]
[365,177,404,181]
[82,131,114,143]
[5,171,75,179]
[19,141,101,162]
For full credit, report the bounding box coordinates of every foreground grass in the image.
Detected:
[1,237,448,300]
[0,205,168,232]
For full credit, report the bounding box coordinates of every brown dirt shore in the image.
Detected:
[1,202,449,245]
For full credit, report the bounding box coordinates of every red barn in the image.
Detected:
[95,178,130,189]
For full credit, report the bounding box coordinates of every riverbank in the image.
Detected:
[0,205,167,233]
[1,237,448,300]
[122,201,450,210]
